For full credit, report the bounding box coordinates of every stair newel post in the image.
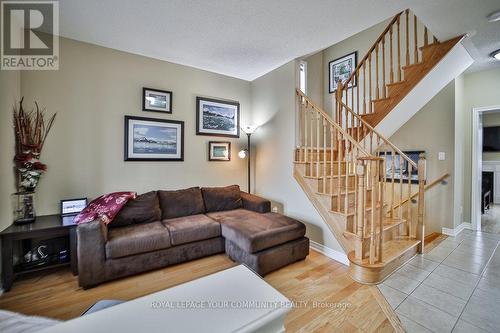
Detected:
[303,99,308,164]
[336,81,344,127]
[337,130,343,211]
[407,163,413,236]
[344,141,349,215]
[322,117,327,193]
[378,158,385,263]
[390,149,396,219]
[405,10,410,67]
[417,153,426,253]
[355,160,366,259]
[369,159,378,265]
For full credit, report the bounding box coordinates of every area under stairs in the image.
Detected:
[293,9,466,284]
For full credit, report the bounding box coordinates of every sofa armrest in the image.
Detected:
[240,192,271,213]
[76,220,108,288]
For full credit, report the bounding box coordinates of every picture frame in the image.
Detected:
[60,198,88,216]
[208,141,231,161]
[124,116,184,161]
[143,87,172,113]
[329,51,357,93]
[196,97,240,138]
[379,151,426,184]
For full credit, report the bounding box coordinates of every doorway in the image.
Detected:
[472,106,500,233]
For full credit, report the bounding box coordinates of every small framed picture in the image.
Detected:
[208,141,231,161]
[196,97,240,138]
[143,87,172,113]
[329,51,357,93]
[124,116,184,161]
[60,198,88,216]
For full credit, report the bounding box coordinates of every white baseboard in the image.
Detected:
[310,241,349,266]
[442,222,472,237]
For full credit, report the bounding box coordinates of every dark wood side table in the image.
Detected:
[1,214,78,291]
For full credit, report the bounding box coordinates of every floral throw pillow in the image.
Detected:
[74,192,137,225]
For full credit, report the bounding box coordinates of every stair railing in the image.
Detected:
[336,91,426,252]
[296,89,392,263]
[335,9,439,125]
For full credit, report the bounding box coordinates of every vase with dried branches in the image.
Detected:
[13,97,56,223]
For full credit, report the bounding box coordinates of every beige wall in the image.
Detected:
[481,112,500,161]
[454,74,465,227]
[303,52,323,107]
[0,70,20,231]
[18,37,251,216]
[388,81,456,233]
[462,67,500,223]
[251,61,344,252]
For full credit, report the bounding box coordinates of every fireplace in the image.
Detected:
[482,171,494,214]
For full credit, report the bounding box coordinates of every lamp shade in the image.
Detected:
[241,125,258,135]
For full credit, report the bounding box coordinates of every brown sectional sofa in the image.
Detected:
[77,185,309,288]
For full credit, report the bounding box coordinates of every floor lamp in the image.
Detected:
[239,125,258,193]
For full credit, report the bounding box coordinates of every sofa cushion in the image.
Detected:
[158,187,206,220]
[105,221,171,259]
[206,209,306,253]
[201,185,242,212]
[111,191,161,228]
[162,214,221,246]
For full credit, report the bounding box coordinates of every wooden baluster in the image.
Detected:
[356,71,360,120]
[309,108,314,176]
[330,125,334,195]
[399,155,403,221]
[424,27,428,47]
[397,16,401,81]
[362,64,366,115]
[369,54,372,113]
[375,44,380,99]
[382,37,386,98]
[391,150,395,218]
[337,131,343,211]
[405,9,410,66]
[407,163,412,236]
[304,101,308,164]
[370,160,377,264]
[355,160,366,259]
[378,159,384,262]
[414,12,418,63]
[323,118,327,193]
[389,25,394,84]
[316,112,320,177]
[417,153,426,253]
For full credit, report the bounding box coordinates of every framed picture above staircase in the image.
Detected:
[328,51,357,93]
[379,151,426,184]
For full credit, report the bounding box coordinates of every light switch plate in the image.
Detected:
[438,152,446,161]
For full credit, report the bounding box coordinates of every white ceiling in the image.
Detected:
[58,0,500,81]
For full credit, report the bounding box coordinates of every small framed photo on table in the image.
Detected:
[143,87,172,113]
[61,198,88,216]
[208,141,231,161]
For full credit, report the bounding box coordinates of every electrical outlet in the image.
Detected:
[438,152,446,161]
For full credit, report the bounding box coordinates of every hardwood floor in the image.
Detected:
[0,250,400,332]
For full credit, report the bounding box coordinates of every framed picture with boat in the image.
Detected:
[196,97,240,138]
[124,116,184,161]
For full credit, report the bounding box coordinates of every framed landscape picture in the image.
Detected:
[196,97,240,138]
[379,151,425,184]
[329,51,357,93]
[124,116,184,161]
[143,87,172,113]
[208,141,231,161]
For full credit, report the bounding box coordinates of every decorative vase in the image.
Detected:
[13,191,36,224]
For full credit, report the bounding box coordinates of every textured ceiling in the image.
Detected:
[58,0,500,80]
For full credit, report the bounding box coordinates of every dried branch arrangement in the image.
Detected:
[13,97,56,191]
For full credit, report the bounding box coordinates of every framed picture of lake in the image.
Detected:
[208,141,231,161]
[379,151,425,184]
[143,87,172,113]
[329,51,357,93]
[124,116,184,161]
[196,97,240,138]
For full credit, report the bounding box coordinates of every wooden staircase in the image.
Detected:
[293,9,463,284]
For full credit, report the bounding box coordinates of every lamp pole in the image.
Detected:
[247,133,251,193]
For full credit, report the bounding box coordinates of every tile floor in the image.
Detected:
[378,230,500,333]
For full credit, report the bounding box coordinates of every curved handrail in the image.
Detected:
[392,173,449,210]
[340,101,417,168]
[296,89,371,157]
